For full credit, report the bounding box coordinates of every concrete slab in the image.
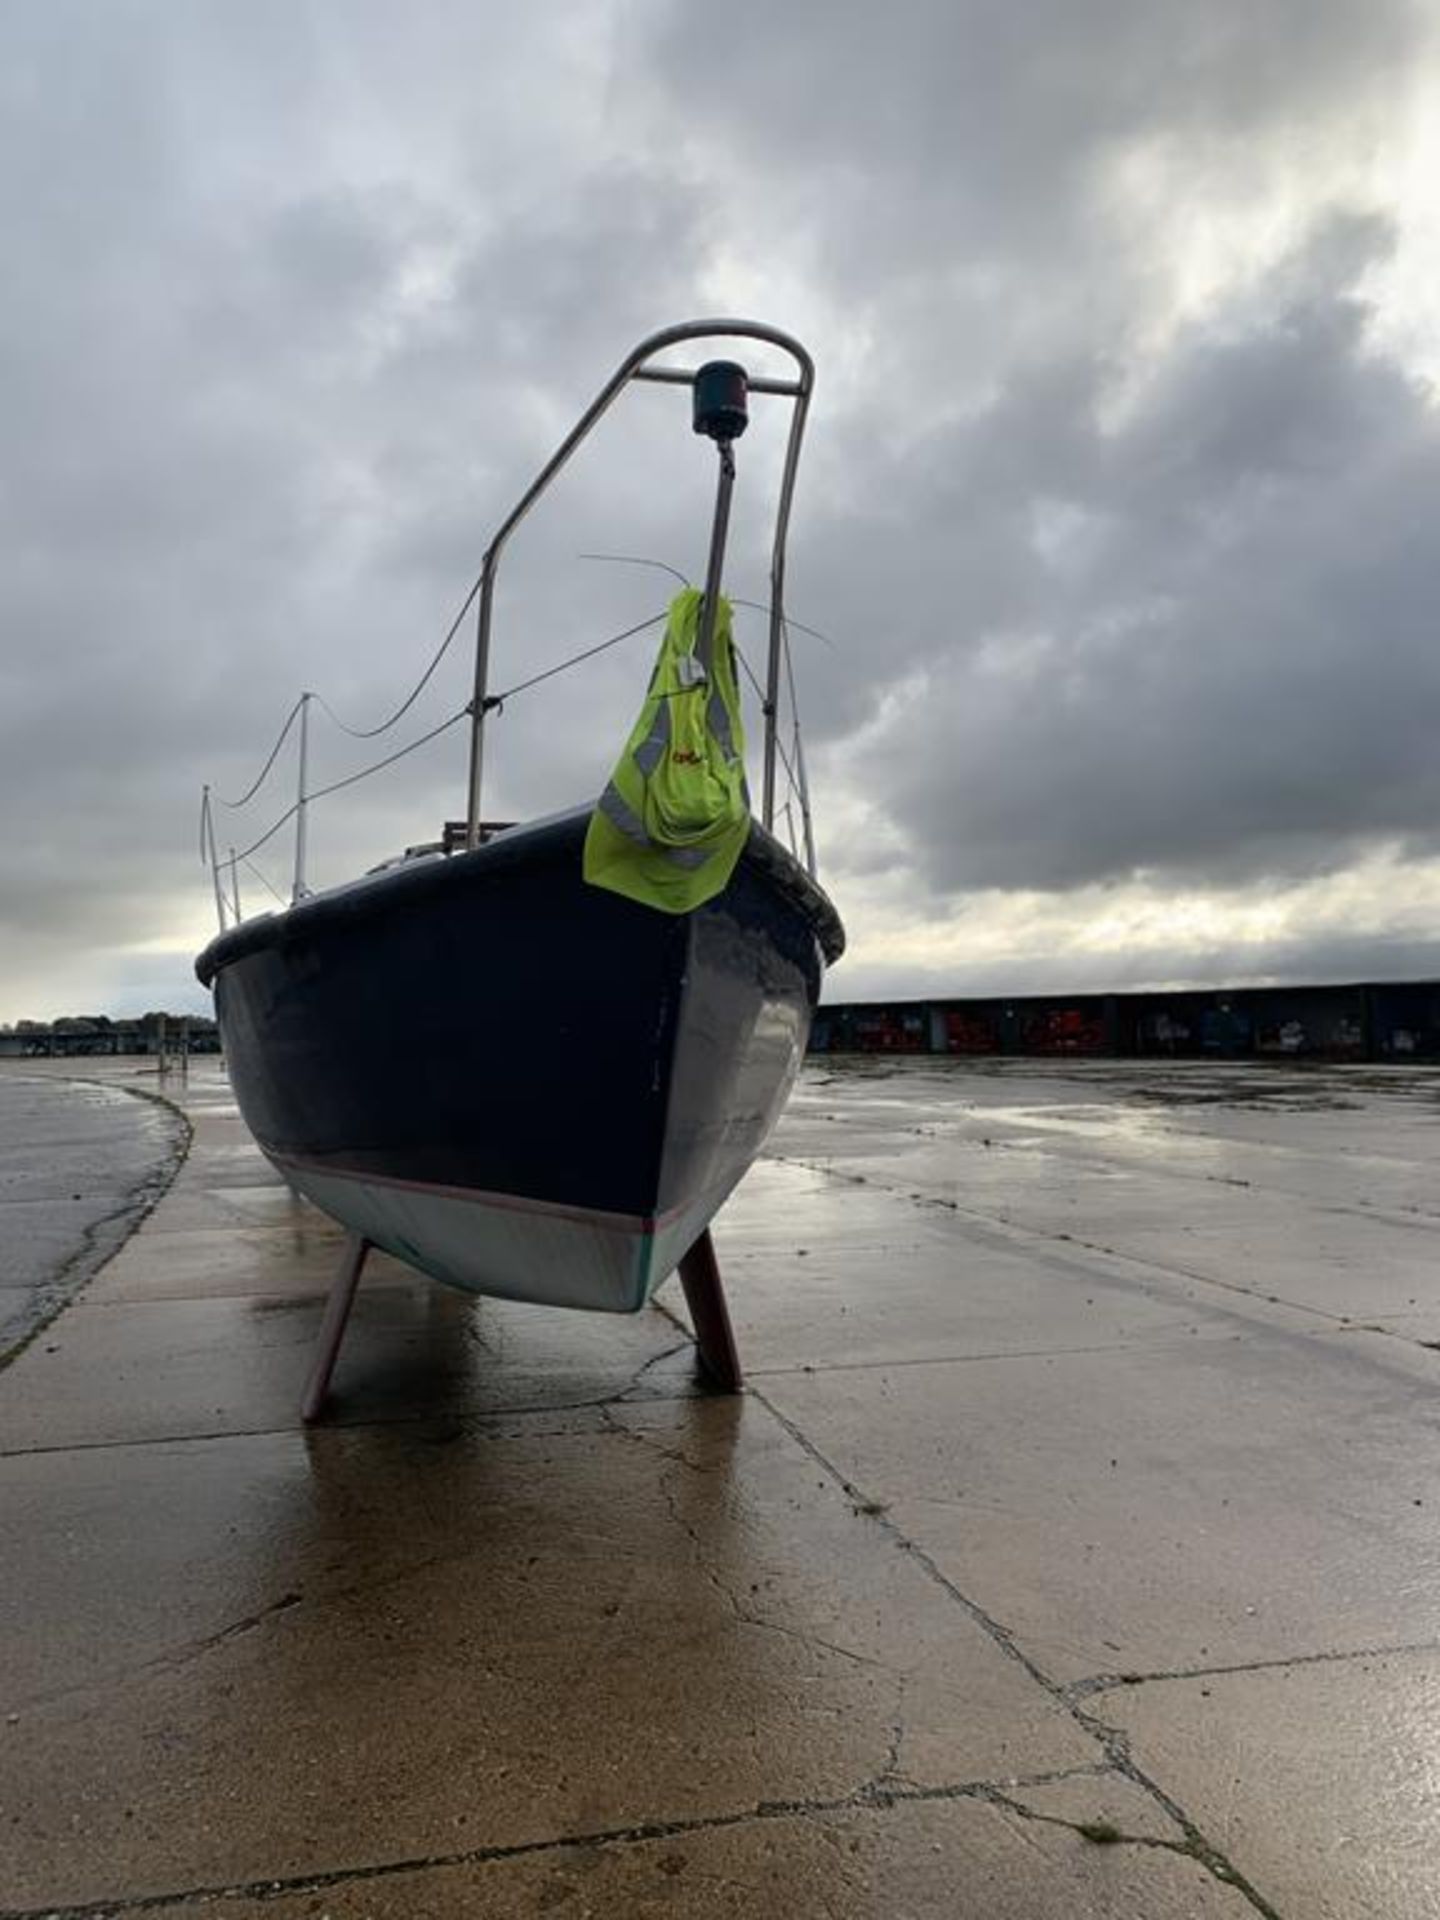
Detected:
[1103,1651,1440,1920]
[153,1794,1258,1919]
[7,1054,1440,1916]
[777,1064,1440,1328]
[0,1400,1099,1911]
[713,1165,1297,1376]
[84,1215,359,1299]
[761,1329,1440,1683]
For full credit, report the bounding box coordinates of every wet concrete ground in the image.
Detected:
[3,1054,1439,1916]
[0,1074,185,1357]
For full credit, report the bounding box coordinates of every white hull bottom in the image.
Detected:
[273,1156,736,1313]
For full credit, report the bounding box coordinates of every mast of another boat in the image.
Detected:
[462,319,815,861]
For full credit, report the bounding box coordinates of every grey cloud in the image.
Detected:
[835,927,1440,1004]
[0,5,734,1015]
[3,0,1439,1017]
[639,0,1423,328]
[837,221,1440,894]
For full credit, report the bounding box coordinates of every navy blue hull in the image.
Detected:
[196,809,842,1308]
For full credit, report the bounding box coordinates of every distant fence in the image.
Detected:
[810,981,1440,1062]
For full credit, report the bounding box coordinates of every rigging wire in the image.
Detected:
[240,854,288,908]
[210,600,821,914]
[730,598,835,651]
[732,642,803,795]
[309,573,488,740]
[578,553,692,589]
[215,559,493,769]
[217,607,670,874]
[212,695,305,809]
[575,556,835,652]
[487,609,667,706]
[230,706,471,866]
[781,619,816,810]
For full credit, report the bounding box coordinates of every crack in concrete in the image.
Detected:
[0,1764,1127,1920]
[0,1341,705,1462]
[602,1407,890,1684]
[748,1384,1285,1920]
[3,1588,308,1719]
[982,1783,1205,1863]
[1066,1635,1440,1701]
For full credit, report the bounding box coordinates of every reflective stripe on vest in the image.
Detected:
[595,782,709,868]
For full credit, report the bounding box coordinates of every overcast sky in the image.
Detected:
[5,0,1440,1019]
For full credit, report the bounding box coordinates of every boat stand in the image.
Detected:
[301,1232,371,1424]
[300,1226,742,1424]
[676,1229,743,1393]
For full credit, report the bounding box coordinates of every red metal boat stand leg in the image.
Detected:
[302,1232,371,1424]
[677,1229,742,1392]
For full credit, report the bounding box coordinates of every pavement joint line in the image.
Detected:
[0,1364,711,1461]
[1065,1636,1440,1701]
[791,1101,1440,1238]
[747,1383,1283,1919]
[742,1335,1252,1377]
[0,1763,1132,1920]
[767,1149,1409,1336]
[0,1402,673,1461]
[58,1286,420,1311]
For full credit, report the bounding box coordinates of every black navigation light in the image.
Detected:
[693,360,749,441]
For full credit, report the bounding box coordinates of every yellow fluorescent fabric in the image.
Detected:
[583,587,750,913]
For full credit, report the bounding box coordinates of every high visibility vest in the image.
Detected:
[583,587,750,913]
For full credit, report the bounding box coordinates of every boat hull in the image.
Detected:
[196,810,842,1312]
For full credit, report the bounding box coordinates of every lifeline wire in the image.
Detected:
[578,553,692,589]
[488,610,667,706]
[733,641,803,795]
[240,853,288,908]
[309,574,488,739]
[219,609,668,869]
[212,695,305,809]
[230,706,472,865]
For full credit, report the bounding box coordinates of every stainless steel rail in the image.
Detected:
[463,318,816,851]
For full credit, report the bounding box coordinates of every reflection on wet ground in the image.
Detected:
[2,1054,1439,1916]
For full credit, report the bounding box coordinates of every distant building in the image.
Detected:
[0,1014,220,1059]
[810,980,1440,1062]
